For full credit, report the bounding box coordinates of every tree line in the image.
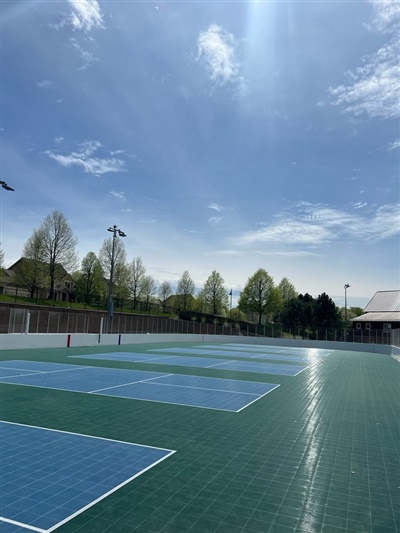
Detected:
[1,210,360,328]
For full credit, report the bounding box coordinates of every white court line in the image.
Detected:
[205,360,236,368]
[143,381,260,396]
[235,384,281,412]
[0,516,46,533]
[89,373,174,394]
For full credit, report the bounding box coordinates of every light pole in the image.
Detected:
[229,289,233,319]
[107,225,126,318]
[344,283,351,332]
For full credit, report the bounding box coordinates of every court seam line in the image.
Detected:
[205,360,236,368]
[0,516,46,533]
[89,373,174,393]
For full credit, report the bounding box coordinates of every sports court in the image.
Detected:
[1,340,399,532]
[0,360,279,412]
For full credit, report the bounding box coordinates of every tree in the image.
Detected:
[113,263,130,308]
[278,277,297,303]
[99,236,127,306]
[230,307,248,322]
[75,252,105,305]
[314,292,342,328]
[142,275,157,311]
[127,257,146,310]
[0,245,4,276]
[238,269,278,325]
[176,270,195,312]
[34,210,78,299]
[203,270,229,315]
[158,281,172,312]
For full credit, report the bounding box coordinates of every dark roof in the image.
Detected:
[364,290,400,312]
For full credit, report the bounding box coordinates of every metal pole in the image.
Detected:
[107,226,117,318]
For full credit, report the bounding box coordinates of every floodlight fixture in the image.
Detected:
[0,180,15,191]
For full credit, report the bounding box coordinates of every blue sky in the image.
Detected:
[1,0,399,308]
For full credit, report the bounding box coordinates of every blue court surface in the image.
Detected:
[73,352,307,376]
[0,421,174,533]
[214,343,333,356]
[0,361,279,412]
[149,347,311,363]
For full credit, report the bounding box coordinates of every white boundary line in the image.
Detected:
[1,421,176,533]
[142,381,261,396]
[235,384,281,412]
[0,516,46,533]
[205,360,236,368]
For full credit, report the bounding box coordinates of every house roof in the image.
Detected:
[364,290,400,312]
[351,312,400,322]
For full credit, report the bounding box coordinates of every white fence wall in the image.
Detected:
[0,333,399,356]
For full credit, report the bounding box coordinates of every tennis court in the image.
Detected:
[1,340,399,533]
[0,421,174,533]
[72,352,307,376]
[0,361,279,412]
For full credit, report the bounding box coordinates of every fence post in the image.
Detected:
[24,313,31,334]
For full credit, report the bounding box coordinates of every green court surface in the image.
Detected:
[1,341,399,533]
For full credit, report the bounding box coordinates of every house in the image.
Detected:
[351,290,400,331]
[0,258,75,302]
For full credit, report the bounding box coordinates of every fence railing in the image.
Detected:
[2,306,398,347]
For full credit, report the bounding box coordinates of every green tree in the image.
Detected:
[176,270,195,312]
[127,257,147,309]
[278,277,297,303]
[230,307,248,322]
[314,292,342,328]
[75,252,105,305]
[203,270,229,315]
[238,269,278,325]
[158,280,172,312]
[0,245,4,276]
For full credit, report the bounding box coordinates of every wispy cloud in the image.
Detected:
[110,190,126,202]
[71,38,96,70]
[353,202,368,209]
[326,39,400,119]
[45,140,127,176]
[208,216,223,225]
[367,0,400,32]
[197,24,240,85]
[206,250,243,256]
[235,202,400,245]
[68,0,104,31]
[388,138,400,151]
[208,203,223,212]
[37,79,54,89]
[326,1,400,120]
[255,251,320,257]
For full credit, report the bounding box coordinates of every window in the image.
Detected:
[383,324,391,332]
[366,323,371,330]
[356,323,361,329]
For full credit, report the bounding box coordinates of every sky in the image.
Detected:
[0,0,399,309]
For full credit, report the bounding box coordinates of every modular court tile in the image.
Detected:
[0,342,399,533]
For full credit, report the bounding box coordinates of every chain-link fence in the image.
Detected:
[1,306,398,347]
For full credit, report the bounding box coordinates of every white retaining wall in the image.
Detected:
[0,333,398,356]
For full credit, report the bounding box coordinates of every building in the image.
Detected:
[0,258,75,302]
[351,290,400,332]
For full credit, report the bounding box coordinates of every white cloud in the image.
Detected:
[68,0,104,31]
[37,79,54,89]
[197,24,240,84]
[235,203,400,245]
[326,1,400,119]
[388,138,400,150]
[71,39,96,70]
[255,251,320,257]
[208,203,223,212]
[54,137,64,145]
[45,140,127,176]
[110,190,126,202]
[208,216,223,225]
[368,0,400,32]
[353,202,368,209]
[327,39,400,119]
